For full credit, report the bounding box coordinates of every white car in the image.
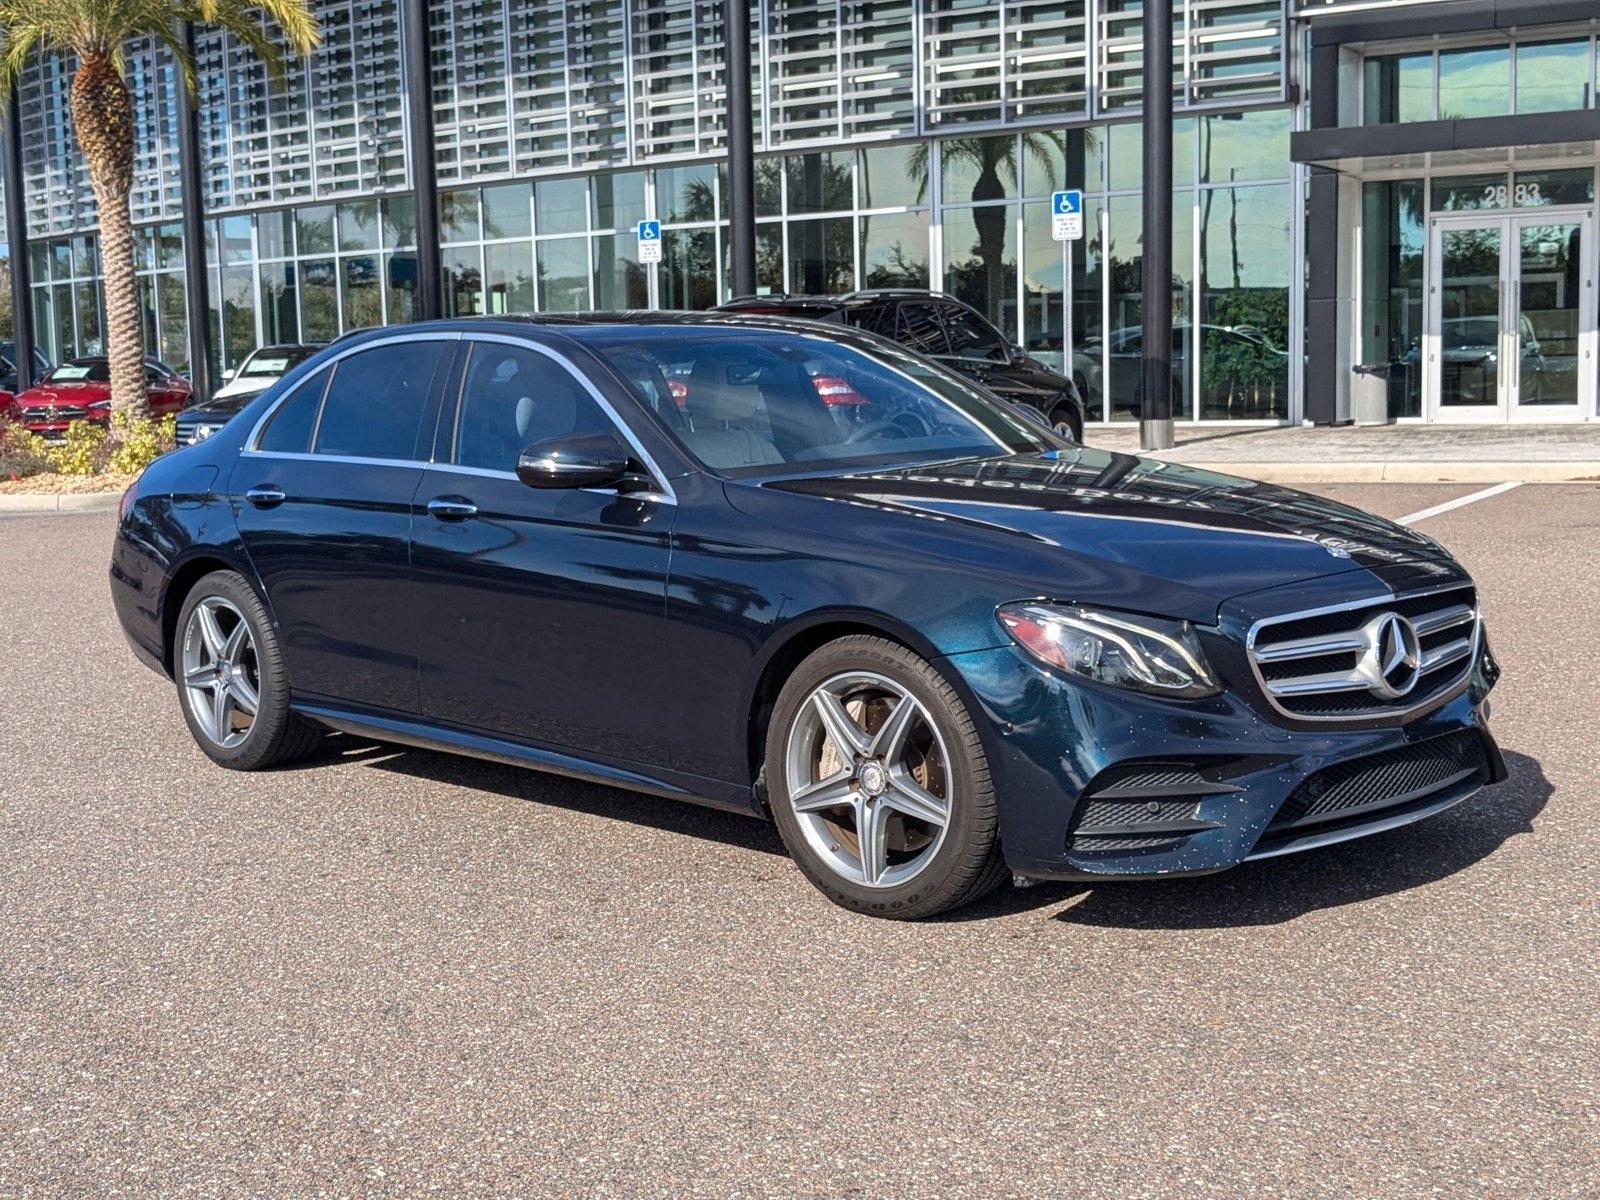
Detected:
[213,344,324,400]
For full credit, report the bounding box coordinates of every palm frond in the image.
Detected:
[0,0,318,102]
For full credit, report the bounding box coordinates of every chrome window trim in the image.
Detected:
[236,449,430,470]
[450,332,678,505]
[1244,582,1481,724]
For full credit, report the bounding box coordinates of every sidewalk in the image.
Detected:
[1085,422,1600,482]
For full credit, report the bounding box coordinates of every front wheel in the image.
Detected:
[174,570,323,771]
[765,636,1007,919]
[1050,403,1083,443]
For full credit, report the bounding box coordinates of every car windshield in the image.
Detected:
[239,348,315,377]
[581,325,1053,476]
[46,361,111,383]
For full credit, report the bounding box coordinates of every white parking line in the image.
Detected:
[1396,481,1523,526]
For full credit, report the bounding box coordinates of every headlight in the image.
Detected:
[997,602,1221,699]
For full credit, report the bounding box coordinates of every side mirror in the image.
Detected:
[221,369,236,382]
[1007,343,1026,364]
[516,432,635,490]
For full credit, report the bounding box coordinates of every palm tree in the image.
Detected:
[0,1,319,418]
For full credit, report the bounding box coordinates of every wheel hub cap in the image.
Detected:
[857,761,888,796]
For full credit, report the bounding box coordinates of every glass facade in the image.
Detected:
[7,0,1297,420]
[1362,32,1600,126]
[14,2,1590,427]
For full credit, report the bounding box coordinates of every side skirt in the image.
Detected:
[293,699,765,818]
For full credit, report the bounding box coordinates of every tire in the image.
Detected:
[765,635,1008,919]
[1050,403,1083,444]
[173,569,323,771]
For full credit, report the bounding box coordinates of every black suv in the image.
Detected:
[717,291,1087,441]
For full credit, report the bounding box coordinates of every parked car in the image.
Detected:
[111,314,1503,919]
[0,344,56,424]
[177,344,325,445]
[716,290,1088,441]
[13,356,191,441]
[0,343,54,396]
[1073,324,1290,415]
[1398,315,1554,405]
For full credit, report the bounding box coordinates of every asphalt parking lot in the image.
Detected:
[2,482,1596,1197]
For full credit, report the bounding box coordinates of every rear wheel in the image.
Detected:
[766,636,1007,919]
[174,570,322,770]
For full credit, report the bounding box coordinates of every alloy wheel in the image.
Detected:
[180,596,261,750]
[783,671,952,889]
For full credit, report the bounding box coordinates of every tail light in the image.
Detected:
[811,376,868,407]
[667,379,689,408]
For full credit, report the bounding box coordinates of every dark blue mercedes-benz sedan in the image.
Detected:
[110,314,1505,918]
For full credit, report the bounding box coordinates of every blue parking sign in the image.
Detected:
[1050,191,1084,241]
[637,219,663,263]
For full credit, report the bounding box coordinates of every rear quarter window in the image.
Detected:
[255,369,331,453]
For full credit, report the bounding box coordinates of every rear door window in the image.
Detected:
[312,341,452,461]
[842,304,889,335]
[939,305,1009,362]
[894,303,950,355]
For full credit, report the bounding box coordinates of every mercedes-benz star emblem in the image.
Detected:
[1355,611,1423,700]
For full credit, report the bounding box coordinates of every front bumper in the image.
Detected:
[949,637,1504,882]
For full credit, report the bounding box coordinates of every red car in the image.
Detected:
[12,357,191,441]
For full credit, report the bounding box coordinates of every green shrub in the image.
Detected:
[0,419,55,479]
[107,410,177,475]
[48,420,108,476]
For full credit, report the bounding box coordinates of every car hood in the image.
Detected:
[971,357,1071,398]
[16,381,110,408]
[213,377,276,400]
[757,448,1457,622]
[181,392,257,419]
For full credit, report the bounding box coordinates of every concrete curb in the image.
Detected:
[1141,460,1600,484]
[0,492,122,515]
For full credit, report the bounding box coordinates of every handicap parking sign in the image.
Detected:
[1050,191,1083,241]
[637,219,663,263]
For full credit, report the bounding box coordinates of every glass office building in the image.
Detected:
[6,1,1600,425]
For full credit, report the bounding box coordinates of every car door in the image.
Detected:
[231,332,456,712]
[408,335,677,765]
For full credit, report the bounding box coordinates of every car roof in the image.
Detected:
[718,289,962,310]
[331,312,906,357]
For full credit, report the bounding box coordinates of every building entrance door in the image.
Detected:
[1426,207,1595,421]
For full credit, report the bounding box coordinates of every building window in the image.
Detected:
[1360,180,1425,420]
[1438,46,1511,121]
[1515,40,1592,115]
[1363,53,1434,125]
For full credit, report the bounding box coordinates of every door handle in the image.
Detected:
[245,484,285,508]
[427,495,478,522]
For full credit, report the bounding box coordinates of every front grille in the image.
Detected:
[21,405,87,421]
[1262,730,1489,839]
[1246,583,1478,721]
